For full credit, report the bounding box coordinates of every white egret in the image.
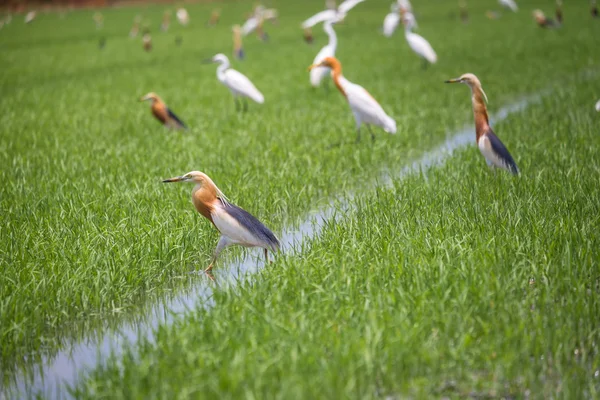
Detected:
[176,8,189,26]
[595,100,600,112]
[309,57,397,142]
[206,54,264,111]
[499,0,518,12]
[301,0,365,29]
[310,18,339,87]
[382,3,401,37]
[403,18,437,67]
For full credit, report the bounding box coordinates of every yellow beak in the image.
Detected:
[444,78,461,84]
[307,64,319,71]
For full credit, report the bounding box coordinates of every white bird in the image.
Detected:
[310,18,339,87]
[499,0,518,12]
[206,53,264,110]
[301,0,365,28]
[337,0,366,14]
[403,19,437,67]
[24,11,36,24]
[398,0,413,13]
[595,100,600,112]
[241,17,259,35]
[176,8,190,26]
[309,57,397,141]
[302,9,338,29]
[383,3,401,37]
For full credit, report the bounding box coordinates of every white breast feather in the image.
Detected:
[225,69,264,103]
[211,206,263,247]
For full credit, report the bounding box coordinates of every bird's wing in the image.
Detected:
[406,32,437,63]
[383,13,400,36]
[167,107,187,129]
[346,83,396,133]
[241,17,258,35]
[479,130,519,174]
[338,0,366,14]
[225,69,264,103]
[499,0,518,12]
[212,203,279,251]
[301,10,337,28]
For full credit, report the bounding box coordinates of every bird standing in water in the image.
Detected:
[163,171,279,272]
[445,73,519,175]
[309,57,396,141]
[205,53,264,110]
[140,93,187,130]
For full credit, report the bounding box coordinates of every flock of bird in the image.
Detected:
[8,0,599,274]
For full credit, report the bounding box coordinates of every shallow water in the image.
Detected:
[5,93,542,400]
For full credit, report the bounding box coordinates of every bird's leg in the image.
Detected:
[234,97,241,112]
[355,128,362,143]
[243,98,249,112]
[264,248,270,264]
[421,58,428,71]
[367,125,376,142]
[206,236,232,273]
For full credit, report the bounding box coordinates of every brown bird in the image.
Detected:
[143,32,152,51]
[140,93,187,130]
[163,171,280,272]
[555,0,563,24]
[161,10,171,32]
[533,9,558,28]
[592,0,599,17]
[445,73,519,175]
[303,27,314,44]
[207,8,221,26]
[232,24,244,60]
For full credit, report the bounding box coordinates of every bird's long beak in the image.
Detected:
[140,96,149,102]
[162,176,185,183]
[202,57,214,64]
[307,64,320,71]
[444,78,461,84]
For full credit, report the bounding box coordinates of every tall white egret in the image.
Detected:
[499,0,518,12]
[403,18,437,68]
[445,73,519,175]
[205,54,264,111]
[310,18,339,87]
[301,0,365,29]
[309,57,397,142]
[382,3,401,37]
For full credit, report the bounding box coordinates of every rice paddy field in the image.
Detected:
[1,0,600,398]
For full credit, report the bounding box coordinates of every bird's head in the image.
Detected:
[162,171,211,184]
[204,53,229,64]
[308,56,341,71]
[140,92,160,102]
[445,73,488,103]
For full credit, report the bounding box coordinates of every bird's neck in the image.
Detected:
[331,66,346,97]
[324,22,337,48]
[216,61,229,81]
[470,87,489,140]
[192,184,220,224]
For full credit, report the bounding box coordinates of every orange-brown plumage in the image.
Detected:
[471,86,489,141]
[315,57,346,97]
[140,92,187,130]
[163,171,280,272]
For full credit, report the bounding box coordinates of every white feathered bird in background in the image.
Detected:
[301,0,365,28]
[403,17,437,67]
[309,57,397,142]
[499,0,518,12]
[206,54,264,110]
[383,3,401,37]
[309,18,339,87]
